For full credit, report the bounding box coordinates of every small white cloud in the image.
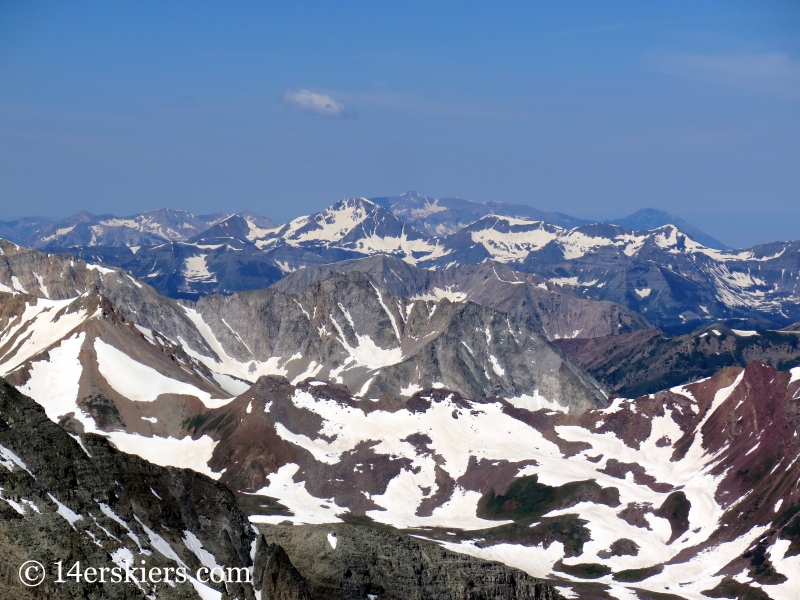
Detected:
[280,89,347,118]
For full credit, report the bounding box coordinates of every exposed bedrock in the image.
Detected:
[256,523,563,600]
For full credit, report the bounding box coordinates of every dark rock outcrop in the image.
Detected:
[555,324,800,397]
[0,379,255,599]
[256,523,562,600]
[252,536,313,600]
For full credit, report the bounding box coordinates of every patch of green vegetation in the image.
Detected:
[780,513,800,557]
[744,541,788,584]
[474,515,592,557]
[234,492,292,519]
[83,394,125,429]
[182,410,213,433]
[554,561,611,579]
[702,578,771,600]
[203,412,237,432]
[613,564,663,582]
[183,410,237,434]
[775,501,800,528]
[478,474,618,522]
[341,513,404,534]
[655,491,690,543]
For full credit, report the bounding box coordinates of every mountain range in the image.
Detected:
[35,197,797,336]
[2,192,800,599]
[1,192,726,249]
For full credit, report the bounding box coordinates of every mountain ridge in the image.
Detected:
[20,197,798,332]
[609,207,728,249]
[3,231,800,598]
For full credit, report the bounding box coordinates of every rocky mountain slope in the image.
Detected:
[25,209,267,250]
[0,241,606,413]
[419,218,800,332]
[370,191,590,235]
[609,208,727,249]
[209,197,441,269]
[67,234,302,299]
[271,254,653,341]
[373,192,727,250]
[257,523,561,600]
[65,204,427,299]
[555,323,800,397]
[0,380,259,599]
[4,207,800,600]
[185,361,800,600]
[6,326,799,598]
[187,271,607,408]
[0,217,53,244]
[0,248,577,600]
[24,198,799,332]
[0,382,562,600]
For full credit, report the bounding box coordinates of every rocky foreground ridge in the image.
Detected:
[0,379,258,599]
[0,381,562,599]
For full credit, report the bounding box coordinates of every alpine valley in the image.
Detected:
[1,192,799,600]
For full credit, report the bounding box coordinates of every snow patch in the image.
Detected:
[48,493,82,529]
[95,338,227,408]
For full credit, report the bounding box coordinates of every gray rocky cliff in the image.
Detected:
[252,536,313,600]
[0,379,255,599]
[256,523,563,600]
[270,255,653,341]
[189,271,607,410]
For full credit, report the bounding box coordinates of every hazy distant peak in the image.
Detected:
[610,207,728,249]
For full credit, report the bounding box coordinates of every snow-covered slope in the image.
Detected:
[241,197,442,261]
[24,208,243,249]
[0,292,237,476]
[0,241,604,411]
[193,362,800,600]
[420,219,800,332]
[29,198,800,331]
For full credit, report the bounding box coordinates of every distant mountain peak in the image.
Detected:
[24,208,243,249]
[610,207,728,249]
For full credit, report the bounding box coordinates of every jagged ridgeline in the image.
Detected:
[0,240,606,412]
[2,217,800,599]
[27,196,800,334]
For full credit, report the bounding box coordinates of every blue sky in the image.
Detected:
[0,1,798,247]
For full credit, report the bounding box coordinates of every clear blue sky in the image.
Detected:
[1,1,798,247]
